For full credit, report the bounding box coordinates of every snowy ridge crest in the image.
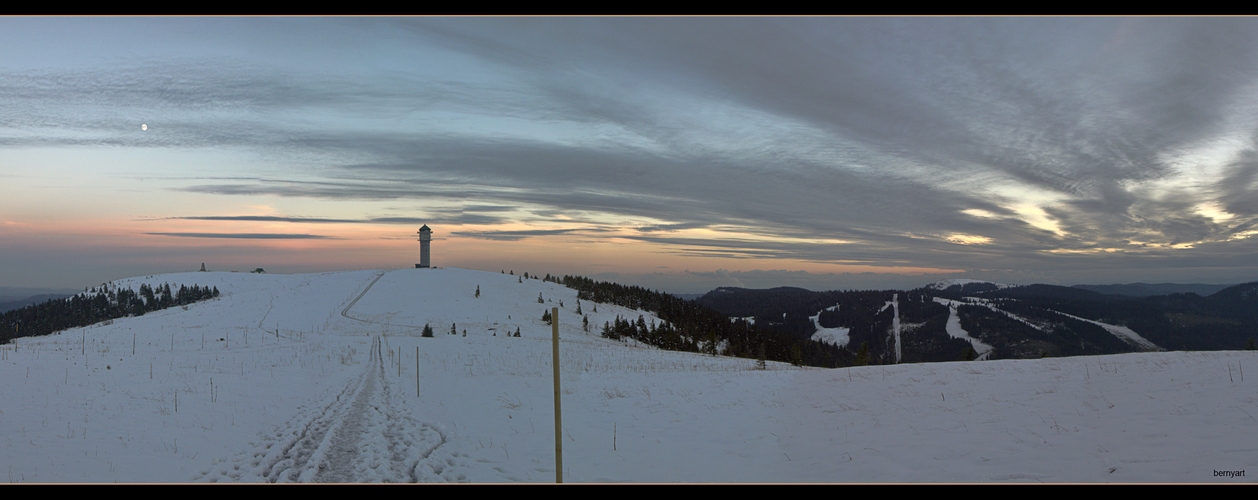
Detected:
[925,279,1015,291]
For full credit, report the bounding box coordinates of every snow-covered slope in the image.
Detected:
[809,304,850,348]
[932,297,994,360]
[925,279,1016,291]
[1047,309,1162,352]
[1,268,1254,483]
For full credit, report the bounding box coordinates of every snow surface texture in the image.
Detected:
[1,268,1255,483]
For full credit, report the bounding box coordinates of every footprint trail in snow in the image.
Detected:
[194,335,470,483]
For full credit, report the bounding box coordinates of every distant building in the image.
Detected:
[417,225,432,268]
[199,263,207,272]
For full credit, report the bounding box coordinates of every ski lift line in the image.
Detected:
[892,294,901,364]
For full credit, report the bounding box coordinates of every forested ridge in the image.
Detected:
[698,281,1258,362]
[559,275,855,368]
[0,283,218,344]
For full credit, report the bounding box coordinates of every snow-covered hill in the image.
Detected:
[925,279,1016,292]
[1,268,1255,483]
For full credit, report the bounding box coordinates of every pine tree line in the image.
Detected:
[560,275,853,368]
[0,283,219,344]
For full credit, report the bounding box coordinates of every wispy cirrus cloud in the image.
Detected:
[143,232,337,239]
[451,228,609,241]
[7,17,1258,289]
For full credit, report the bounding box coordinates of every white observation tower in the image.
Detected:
[417,225,432,268]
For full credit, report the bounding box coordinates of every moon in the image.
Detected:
[141,124,147,131]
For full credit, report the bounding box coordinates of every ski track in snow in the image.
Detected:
[194,335,468,483]
[194,271,470,483]
[340,271,387,324]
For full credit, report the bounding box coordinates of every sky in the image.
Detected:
[4,17,1258,294]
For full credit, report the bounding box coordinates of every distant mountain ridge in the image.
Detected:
[691,278,1258,363]
[0,293,76,313]
[695,286,844,320]
[0,286,80,302]
[1072,282,1234,297]
[924,279,1015,295]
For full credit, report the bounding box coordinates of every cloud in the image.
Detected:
[154,216,362,224]
[143,233,337,239]
[451,228,602,241]
[635,222,708,232]
[150,214,512,226]
[8,18,1258,286]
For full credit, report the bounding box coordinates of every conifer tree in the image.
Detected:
[856,341,870,366]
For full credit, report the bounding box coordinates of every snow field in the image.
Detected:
[0,271,384,482]
[1,267,1256,482]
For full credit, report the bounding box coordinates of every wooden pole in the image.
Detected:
[551,307,562,483]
